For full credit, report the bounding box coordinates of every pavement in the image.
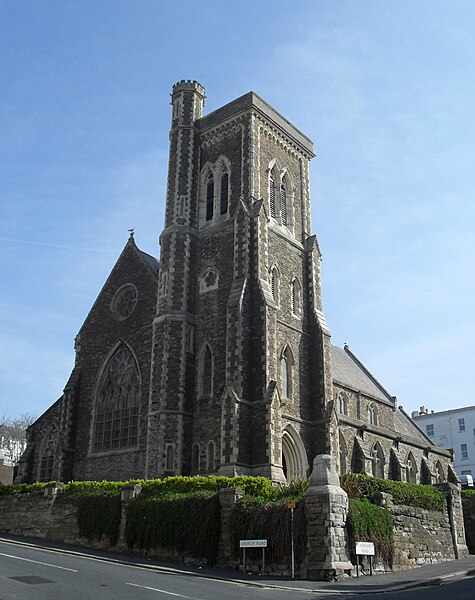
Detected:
[1,533,475,594]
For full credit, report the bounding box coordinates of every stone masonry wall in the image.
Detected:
[0,476,468,578]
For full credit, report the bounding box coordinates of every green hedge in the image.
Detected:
[347,498,394,567]
[341,474,446,511]
[0,482,49,495]
[76,494,122,545]
[125,493,220,565]
[0,475,277,499]
[230,498,306,564]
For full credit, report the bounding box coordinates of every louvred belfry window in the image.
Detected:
[280,183,287,225]
[269,175,276,217]
[220,172,229,215]
[206,176,214,221]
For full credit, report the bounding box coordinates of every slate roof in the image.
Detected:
[395,407,434,446]
[331,345,394,403]
[137,249,160,278]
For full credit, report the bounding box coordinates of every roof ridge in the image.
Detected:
[342,344,395,404]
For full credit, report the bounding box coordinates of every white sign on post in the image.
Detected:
[240,539,267,548]
[355,541,375,556]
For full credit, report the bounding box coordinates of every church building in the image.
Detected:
[17,81,454,486]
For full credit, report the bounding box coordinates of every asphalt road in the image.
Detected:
[1,538,474,599]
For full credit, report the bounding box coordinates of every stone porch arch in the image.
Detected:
[282,425,308,482]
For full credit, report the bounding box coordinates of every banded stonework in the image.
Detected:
[17,82,453,487]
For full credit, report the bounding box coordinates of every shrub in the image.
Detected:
[231,498,306,564]
[76,494,122,545]
[341,474,446,511]
[125,493,220,565]
[0,482,49,495]
[347,497,394,567]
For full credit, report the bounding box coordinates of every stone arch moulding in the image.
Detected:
[37,426,59,482]
[281,425,308,482]
[89,339,141,455]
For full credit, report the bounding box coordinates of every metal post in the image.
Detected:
[356,555,359,577]
[243,548,246,574]
[291,507,295,579]
[262,547,265,575]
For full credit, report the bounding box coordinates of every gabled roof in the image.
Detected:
[136,248,160,279]
[331,344,395,404]
[395,406,435,446]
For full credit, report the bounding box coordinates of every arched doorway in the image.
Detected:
[282,426,308,482]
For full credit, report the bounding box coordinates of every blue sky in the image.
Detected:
[1,1,474,420]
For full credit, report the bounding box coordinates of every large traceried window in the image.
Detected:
[93,345,140,453]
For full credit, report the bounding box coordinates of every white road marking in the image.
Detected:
[0,551,78,572]
[126,582,198,598]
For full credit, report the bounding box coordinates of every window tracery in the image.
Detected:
[39,428,57,482]
[111,285,138,321]
[93,345,140,453]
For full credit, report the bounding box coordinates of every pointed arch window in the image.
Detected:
[93,345,140,453]
[371,442,385,478]
[269,174,276,218]
[368,403,378,426]
[436,461,445,484]
[207,440,215,471]
[280,183,287,225]
[280,347,293,399]
[406,452,417,483]
[192,443,200,472]
[39,429,57,482]
[220,172,229,215]
[291,278,301,316]
[201,345,213,397]
[271,267,279,304]
[165,444,174,472]
[338,392,348,416]
[206,175,214,221]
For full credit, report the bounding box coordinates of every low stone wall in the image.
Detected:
[0,460,469,579]
[372,483,468,570]
[0,492,79,544]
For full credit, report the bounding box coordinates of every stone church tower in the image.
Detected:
[18,81,452,487]
[146,80,334,481]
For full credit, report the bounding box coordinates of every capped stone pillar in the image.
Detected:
[302,454,353,580]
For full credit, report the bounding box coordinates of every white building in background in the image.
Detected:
[412,406,475,478]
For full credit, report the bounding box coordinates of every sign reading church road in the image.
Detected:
[240,539,267,548]
[355,541,375,556]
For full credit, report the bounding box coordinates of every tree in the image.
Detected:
[0,412,36,466]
